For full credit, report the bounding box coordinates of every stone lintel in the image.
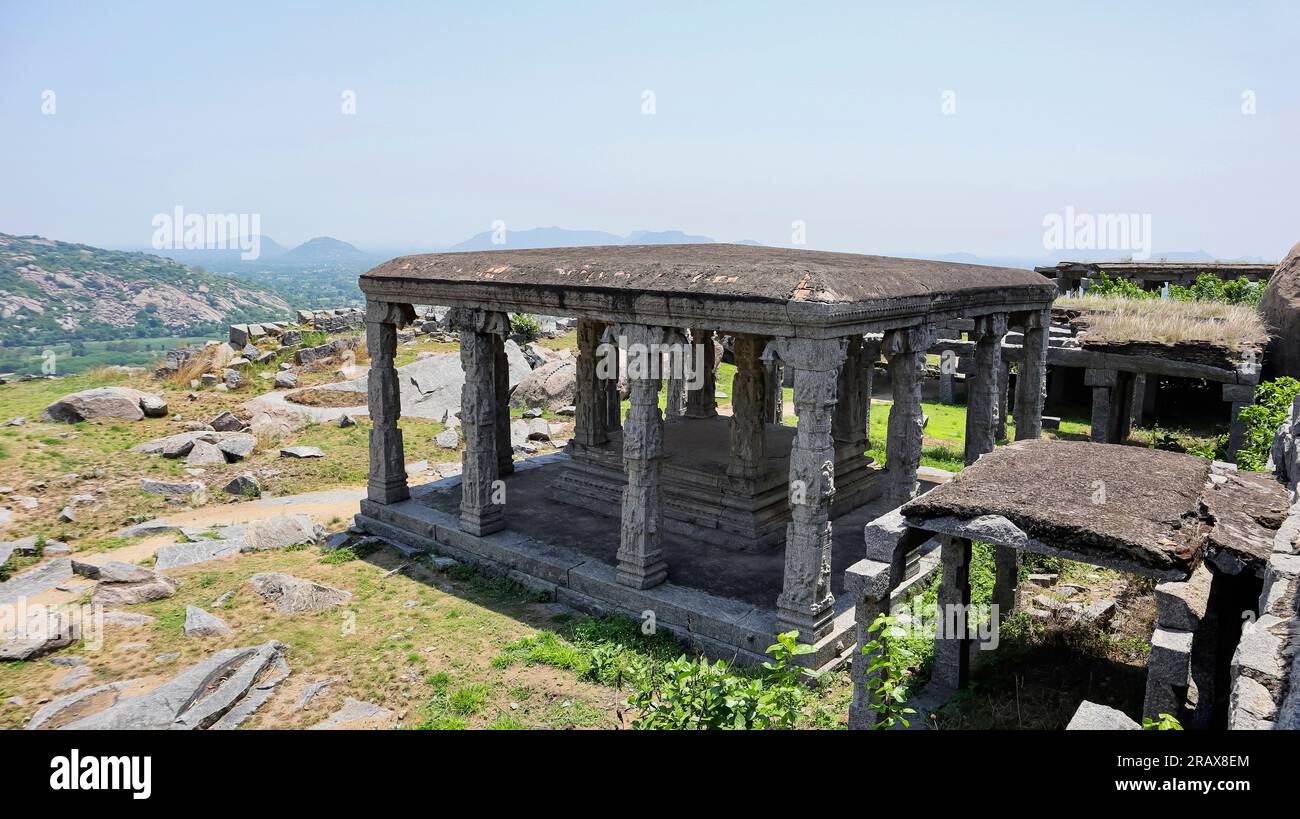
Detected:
[1084,367,1119,388]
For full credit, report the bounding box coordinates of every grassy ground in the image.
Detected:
[0,334,464,548]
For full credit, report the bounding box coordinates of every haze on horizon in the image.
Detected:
[1,1,1297,262]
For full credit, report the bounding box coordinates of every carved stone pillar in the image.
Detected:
[964,314,1006,465]
[616,324,669,589]
[451,308,509,536]
[933,535,973,693]
[573,319,609,447]
[493,334,513,476]
[1013,309,1050,441]
[365,300,415,504]
[774,337,848,643]
[600,325,622,433]
[996,360,1011,441]
[664,329,687,421]
[1223,383,1254,459]
[684,328,717,419]
[862,335,881,444]
[883,326,931,506]
[763,354,784,424]
[728,334,768,479]
[832,335,868,452]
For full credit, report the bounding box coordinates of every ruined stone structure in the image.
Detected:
[846,437,1294,730]
[1038,261,1276,295]
[354,244,1053,667]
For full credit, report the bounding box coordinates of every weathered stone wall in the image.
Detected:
[1227,395,1300,729]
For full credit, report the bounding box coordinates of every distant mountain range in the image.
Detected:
[0,233,289,349]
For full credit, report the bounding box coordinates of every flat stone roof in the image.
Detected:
[360,244,1056,336]
[902,439,1212,577]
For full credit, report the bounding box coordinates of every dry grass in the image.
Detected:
[1056,294,1268,350]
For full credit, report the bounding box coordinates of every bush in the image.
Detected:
[1236,377,1300,471]
[1086,271,1264,306]
[510,313,543,342]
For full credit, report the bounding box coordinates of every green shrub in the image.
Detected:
[510,313,543,342]
[1236,377,1300,471]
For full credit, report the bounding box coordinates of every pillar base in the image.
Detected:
[616,558,668,590]
[460,510,504,537]
[774,604,836,644]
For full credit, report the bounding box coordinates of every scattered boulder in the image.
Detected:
[224,368,247,390]
[140,478,206,501]
[241,515,322,551]
[42,387,167,423]
[509,359,577,412]
[274,371,299,389]
[185,440,227,466]
[213,433,256,460]
[210,410,246,432]
[280,446,325,459]
[72,560,155,583]
[0,607,81,661]
[46,641,287,730]
[249,572,351,614]
[184,605,232,638]
[435,429,459,449]
[92,571,177,607]
[224,473,261,497]
[1066,700,1139,730]
[337,413,356,428]
[154,539,241,571]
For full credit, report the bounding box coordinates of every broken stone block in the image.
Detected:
[1155,564,1212,631]
[1066,700,1139,730]
[0,608,81,661]
[209,410,246,432]
[223,473,261,497]
[184,605,232,638]
[92,572,177,607]
[241,515,321,551]
[1148,627,1194,684]
[280,446,325,459]
[248,572,351,614]
[185,440,227,466]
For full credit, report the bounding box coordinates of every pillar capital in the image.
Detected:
[971,312,1008,338]
[364,300,416,327]
[772,336,848,373]
[447,307,509,336]
[882,325,933,356]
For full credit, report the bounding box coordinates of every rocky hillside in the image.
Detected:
[0,233,291,346]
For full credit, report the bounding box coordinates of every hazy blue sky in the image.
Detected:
[2,1,1296,259]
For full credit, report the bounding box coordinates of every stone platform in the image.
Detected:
[552,416,881,552]
[356,453,921,671]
